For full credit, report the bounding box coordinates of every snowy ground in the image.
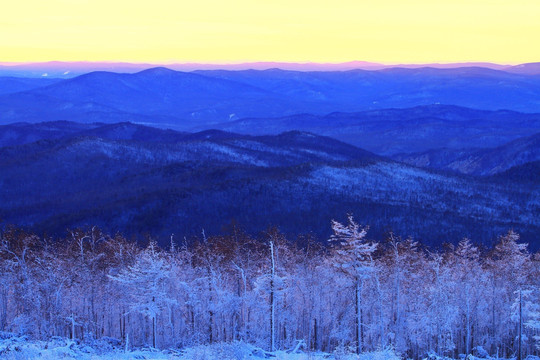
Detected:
[5,335,531,360]
[0,335,400,360]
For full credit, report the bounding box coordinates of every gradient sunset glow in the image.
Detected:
[1,0,539,64]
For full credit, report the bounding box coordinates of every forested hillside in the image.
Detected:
[0,123,537,247]
[394,132,540,175]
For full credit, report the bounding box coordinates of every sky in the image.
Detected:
[0,0,539,65]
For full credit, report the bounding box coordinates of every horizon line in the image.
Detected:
[0,60,529,67]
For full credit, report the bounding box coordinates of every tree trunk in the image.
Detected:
[71,313,75,340]
[466,285,471,354]
[152,315,156,348]
[270,241,276,352]
[151,295,156,348]
[313,317,318,350]
[355,277,362,354]
[518,290,522,360]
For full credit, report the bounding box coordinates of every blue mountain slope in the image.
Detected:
[0,121,102,147]
[0,121,192,147]
[1,67,540,127]
[0,68,298,126]
[394,132,540,175]
[491,160,540,184]
[205,105,540,155]
[0,76,62,95]
[3,104,539,157]
[195,67,540,113]
[0,124,537,247]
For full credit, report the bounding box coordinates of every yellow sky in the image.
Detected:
[0,0,539,64]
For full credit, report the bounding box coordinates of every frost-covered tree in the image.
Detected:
[254,239,287,351]
[0,224,538,357]
[526,254,540,351]
[329,215,377,354]
[426,251,458,356]
[383,234,424,354]
[525,287,540,351]
[450,238,483,355]
[109,241,175,348]
[487,230,531,357]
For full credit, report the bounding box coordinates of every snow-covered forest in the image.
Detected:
[1,217,539,359]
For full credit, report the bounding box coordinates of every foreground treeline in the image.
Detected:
[0,218,539,359]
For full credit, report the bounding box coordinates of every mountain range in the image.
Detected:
[2,61,540,78]
[0,66,538,247]
[206,105,540,155]
[0,121,537,248]
[394,132,540,175]
[2,66,540,129]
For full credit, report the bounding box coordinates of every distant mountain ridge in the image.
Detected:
[207,105,540,155]
[0,76,62,95]
[3,119,536,177]
[2,61,539,78]
[394,132,540,175]
[1,66,540,128]
[0,121,379,164]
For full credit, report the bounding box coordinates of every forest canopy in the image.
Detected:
[0,220,539,359]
